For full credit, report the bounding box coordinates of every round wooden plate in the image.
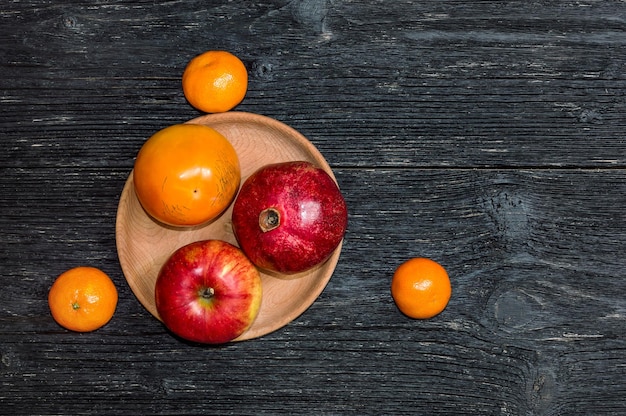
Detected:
[115,112,343,341]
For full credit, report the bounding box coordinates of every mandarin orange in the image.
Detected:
[48,266,118,332]
[182,50,248,113]
[391,257,451,319]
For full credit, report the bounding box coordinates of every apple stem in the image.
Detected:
[259,207,280,232]
[199,287,215,300]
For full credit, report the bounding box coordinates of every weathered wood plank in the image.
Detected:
[2,1,625,170]
[1,167,624,414]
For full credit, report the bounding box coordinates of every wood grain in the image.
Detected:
[1,1,625,415]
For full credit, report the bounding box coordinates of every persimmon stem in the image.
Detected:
[259,208,280,232]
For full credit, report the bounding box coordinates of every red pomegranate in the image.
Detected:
[231,161,348,274]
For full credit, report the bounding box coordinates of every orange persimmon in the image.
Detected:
[133,123,240,227]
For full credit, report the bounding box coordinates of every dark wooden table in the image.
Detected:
[2,1,625,415]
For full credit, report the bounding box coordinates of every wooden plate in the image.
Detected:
[115,112,343,341]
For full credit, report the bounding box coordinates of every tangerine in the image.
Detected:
[391,257,451,319]
[48,266,118,332]
[182,50,248,113]
[133,123,241,227]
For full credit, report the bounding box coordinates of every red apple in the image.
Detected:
[231,161,348,274]
[155,240,262,344]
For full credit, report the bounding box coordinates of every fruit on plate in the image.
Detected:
[231,161,348,274]
[133,123,240,227]
[155,240,262,344]
[391,257,451,319]
[48,266,118,332]
[182,50,248,113]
